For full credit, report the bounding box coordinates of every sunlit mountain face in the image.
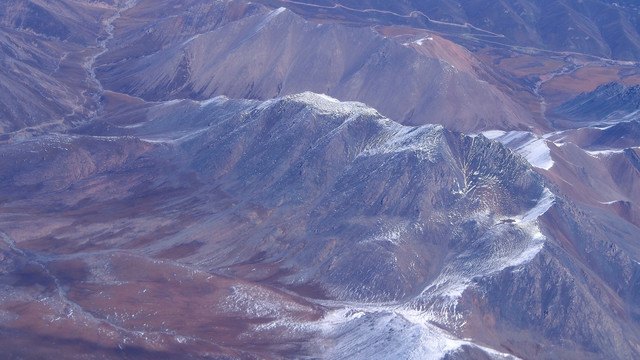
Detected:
[1,1,640,359]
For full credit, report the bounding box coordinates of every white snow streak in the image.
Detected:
[252,7,287,37]
[287,92,378,117]
[408,36,433,46]
[483,130,554,170]
[199,95,228,108]
[518,188,555,222]
[599,200,621,205]
[585,149,625,157]
[360,124,442,160]
[140,127,208,144]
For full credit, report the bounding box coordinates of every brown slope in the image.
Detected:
[94,0,537,133]
[256,0,640,61]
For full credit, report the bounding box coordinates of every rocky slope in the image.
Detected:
[0,0,137,136]
[1,0,640,359]
[1,93,639,358]
[550,82,640,127]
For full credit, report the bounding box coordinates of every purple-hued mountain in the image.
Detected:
[257,0,640,60]
[1,0,639,359]
[93,0,539,132]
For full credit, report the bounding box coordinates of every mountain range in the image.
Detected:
[1,0,640,359]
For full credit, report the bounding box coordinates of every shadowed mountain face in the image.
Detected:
[2,0,640,359]
[550,82,640,127]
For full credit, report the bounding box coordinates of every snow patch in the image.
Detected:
[584,110,640,129]
[361,222,423,246]
[0,309,19,325]
[483,130,554,170]
[256,98,277,111]
[199,95,228,108]
[158,99,183,107]
[360,123,442,161]
[599,200,621,205]
[418,220,546,303]
[223,284,308,318]
[518,188,555,223]
[314,306,519,360]
[140,127,208,144]
[585,149,625,157]
[413,36,433,45]
[481,130,506,139]
[364,224,407,245]
[254,7,287,34]
[285,92,378,117]
[121,122,145,129]
[181,33,202,46]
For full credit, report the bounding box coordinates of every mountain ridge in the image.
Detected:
[2,91,638,358]
[1,0,640,358]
